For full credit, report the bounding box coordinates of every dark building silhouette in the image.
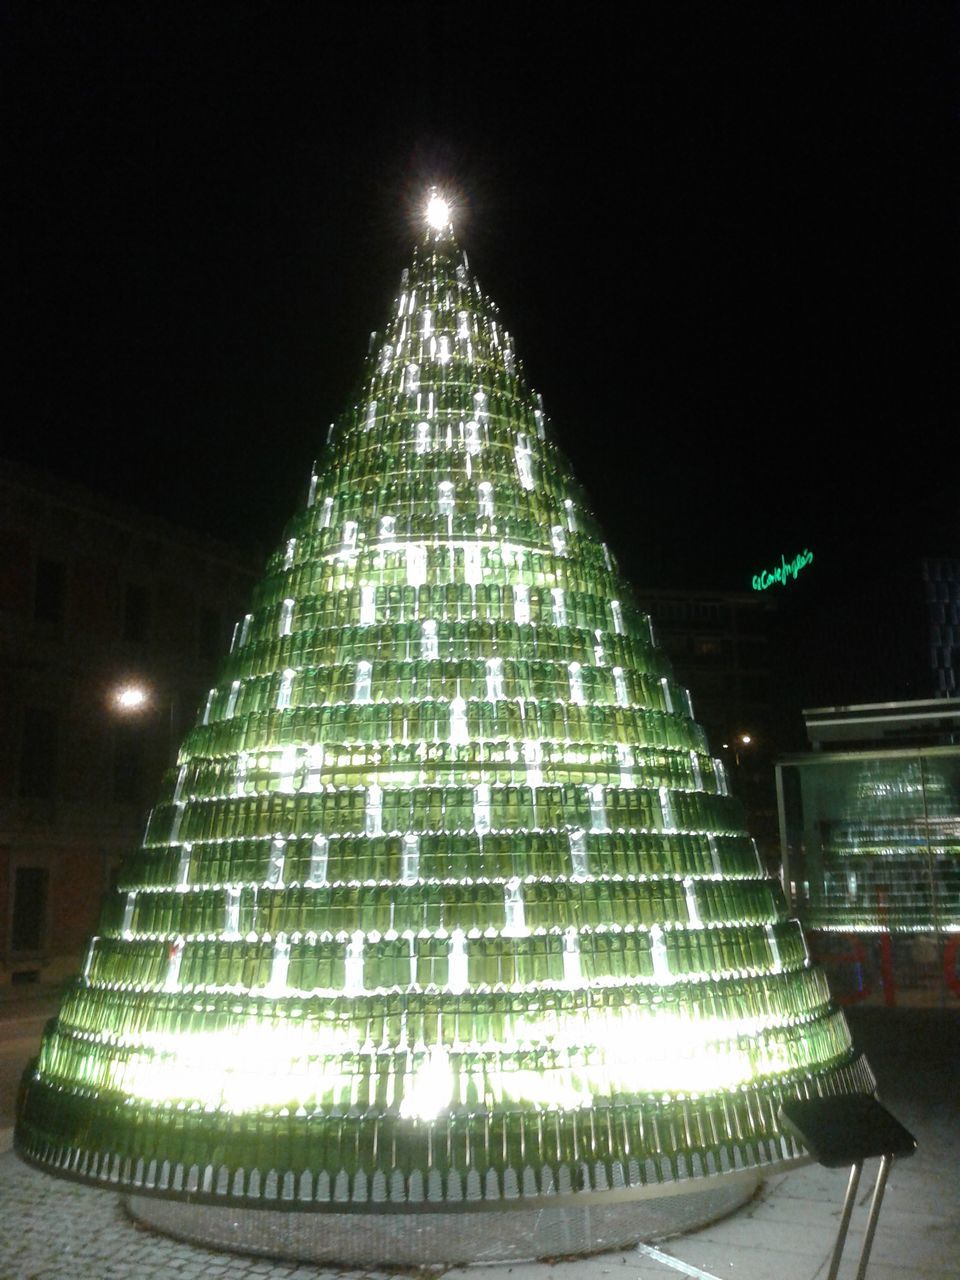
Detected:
[0,460,260,983]
[924,557,960,698]
[635,587,780,859]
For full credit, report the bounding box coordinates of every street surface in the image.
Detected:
[0,986,61,1142]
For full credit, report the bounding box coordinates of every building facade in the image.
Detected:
[923,557,960,698]
[635,587,781,859]
[0,460,259,983]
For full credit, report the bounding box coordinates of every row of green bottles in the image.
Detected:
[253,550,626,616]
[311,426,567,503]
[331,370,545,426]
[749,1008,852,1078]
[120,830,761,892]
[250,579,638,636]
[664,921,804,979]
[38,1004,851,1129]
[179,745,716,804]
[107,874,777,938]
[86,938,169,988]
[272,509,594,566]
[696,879,781,926]
[147,783,743,846]
[227,619,656,681]
[375,330,511,374]
[180,701,706,767]
[336,362,546,416]
[656,965,830,1026]
[84,920,804,999]
[331,405,550,464]
[202,666,688,727]
[279,476,597,558]
[298,471,597,553]
[60,962,832,1051]
[177,736,708,787]
[306,447,579,515]
[108,876,697,939]
[25,1066,863,1189]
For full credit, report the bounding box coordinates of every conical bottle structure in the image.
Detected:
[16,199,872,1208]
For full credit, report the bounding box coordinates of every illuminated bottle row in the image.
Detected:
[84,924,801,1000]
[37,1003,852,1113]
[251,551,625,616]
[226,620,657,680]
[197,664,689,722]
[97,879,781,943]
[180,702,708,764]
[143,787,744,848]
[164,748,724,802]
[277,482,604,549]
[119,830,763,891]
[233,582,636,638]
[59,963,833,1044]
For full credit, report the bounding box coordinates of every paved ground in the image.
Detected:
[1,993,957,1279]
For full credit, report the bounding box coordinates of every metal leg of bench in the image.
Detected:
[826,1160,862,1280]
[854,1153,892,1280]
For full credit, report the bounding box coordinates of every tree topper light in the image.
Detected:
[425,191,452,230]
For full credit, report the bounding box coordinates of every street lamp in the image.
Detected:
[731,732,754,767]
[110,681,179,763]
[115,685,148,711]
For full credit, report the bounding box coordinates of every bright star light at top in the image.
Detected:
[425,192,452,230]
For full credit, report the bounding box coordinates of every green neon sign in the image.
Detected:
[752,548,814,591]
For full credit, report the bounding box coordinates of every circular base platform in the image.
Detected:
[127,1170,762,1267]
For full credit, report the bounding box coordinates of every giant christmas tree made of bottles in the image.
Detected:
[17,194,873,1210]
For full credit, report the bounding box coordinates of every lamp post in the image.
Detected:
[110,681,180,764]
[720,733,753,766]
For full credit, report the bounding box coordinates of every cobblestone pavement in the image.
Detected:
[0,1148,402,1280]
[2,1138,957,1280]
[1,1008,957,1279]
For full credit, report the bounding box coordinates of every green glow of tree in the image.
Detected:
[16,195,872,1208]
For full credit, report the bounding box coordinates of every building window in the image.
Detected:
[113,721,145,803]
[123,584,149,644]
[693,637,725,658]
[690,603,722,622]
[19,708,58,799]
[34,559,66,626]
[12,866,49,953]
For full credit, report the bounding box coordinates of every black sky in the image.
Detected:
[7,1,958,709]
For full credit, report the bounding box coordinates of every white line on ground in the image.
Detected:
[635,1241,723,1279]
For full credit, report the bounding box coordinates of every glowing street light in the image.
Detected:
[115,685,148,711]
[732,733,754,766]
[111,683,179,762]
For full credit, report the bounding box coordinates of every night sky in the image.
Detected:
[8,2,957,713]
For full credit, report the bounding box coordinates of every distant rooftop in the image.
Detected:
[802,697,960,749]
[0,456,262,575]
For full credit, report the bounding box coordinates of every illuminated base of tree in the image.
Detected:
[16,1051,873,1209]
